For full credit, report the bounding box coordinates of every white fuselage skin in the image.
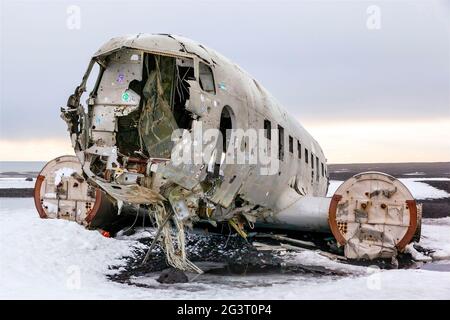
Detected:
[61,35,420,259]
[75,34,329,231]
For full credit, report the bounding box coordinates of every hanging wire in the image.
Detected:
[120,204,140,235]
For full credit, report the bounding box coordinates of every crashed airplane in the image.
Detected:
[34,34,421,271]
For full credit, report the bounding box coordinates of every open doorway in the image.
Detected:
[219,105,234,153]
[208,105,235,177]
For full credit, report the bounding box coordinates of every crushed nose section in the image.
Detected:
[34,155,114,228]
[328,171,420,260]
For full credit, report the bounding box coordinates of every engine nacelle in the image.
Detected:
[274,172,421,259]
[328,171,420,259]
[33,155,115,229]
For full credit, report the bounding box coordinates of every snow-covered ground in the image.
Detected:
[403,172,426,176]
[1,197,449,299]
[0,178,35,189]
[327,178,450,199]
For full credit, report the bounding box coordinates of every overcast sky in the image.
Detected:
[0,0,449,162]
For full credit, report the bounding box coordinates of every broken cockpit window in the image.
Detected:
[79,61,102,112]
[138,54,180,158]
[173,58,195,129]
[199,62,215,94]
[116,53,195,158]
[75,48,201,182]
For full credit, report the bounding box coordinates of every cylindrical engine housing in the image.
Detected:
[34,155,115,228]
[273,172,420,259]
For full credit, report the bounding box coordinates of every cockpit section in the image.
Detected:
[63,48,200,185]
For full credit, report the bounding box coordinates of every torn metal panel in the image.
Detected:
[157,162,206,191]
[95,180,164,205]
[139,55,178,158]
[168,185,200,223]
[156,122,210,190]
[185,80,212,117]
[208,163,250,208]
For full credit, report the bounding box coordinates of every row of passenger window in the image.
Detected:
[263,119,326,178]
[198,61,328,179]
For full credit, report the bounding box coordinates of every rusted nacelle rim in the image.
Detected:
[328,173,418,252]
[34,175,48,219]
[85,190,103,224]
[397,200,418,249]
[33,155,103,223]
[328,194,345,245]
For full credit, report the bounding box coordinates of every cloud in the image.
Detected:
[0,138,74,161]
[303,118,450,163]
[0,0,448,161]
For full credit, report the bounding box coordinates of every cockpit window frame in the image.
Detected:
[198,61,216,95]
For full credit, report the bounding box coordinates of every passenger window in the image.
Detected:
[278,125,284,161]
[305,148,309,163]
[321,162,325,177]
[289,136,293,153]
[199,62,216,94]
[297,141,301,159]
[311,153,314,169]
[316,156,319,181]
[264,119,271,140]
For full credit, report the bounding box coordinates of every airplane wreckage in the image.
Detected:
[34,34,422,273]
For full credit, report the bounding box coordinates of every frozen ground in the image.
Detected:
[1,197,449,299]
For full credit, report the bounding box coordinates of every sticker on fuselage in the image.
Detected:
[121,91,130,102]
[116,73,125,83]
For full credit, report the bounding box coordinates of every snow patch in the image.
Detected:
[420,218,450,260]
[42,200,58,214]
[403,172,426,176]
[327,178,450,199]
[1,198,449,299]
[0,198,144,299]
[400,178,449,199]
[0,178,35,189]
[44,192,57,199]
[54,167,76,185]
